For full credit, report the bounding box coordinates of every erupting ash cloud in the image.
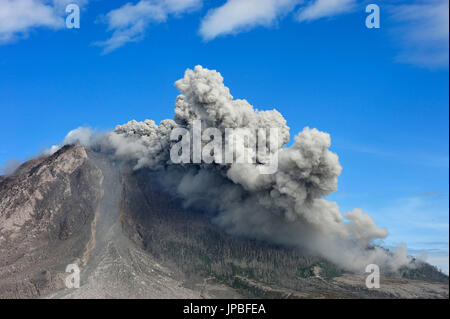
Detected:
[63,66,409,272]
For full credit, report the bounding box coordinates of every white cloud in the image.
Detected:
[199,0,301,40]
[0,0,61,43]
[296,0,356,22]
[95,0,202,54]
[390,0,449,68]
[163,0,202,13]
[199,0,360,40]
[0,0,87,44]
[52,0,88,11]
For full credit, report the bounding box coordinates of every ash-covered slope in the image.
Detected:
[118,166,449,299]
[0,146,448,299]
[0,145,102,298]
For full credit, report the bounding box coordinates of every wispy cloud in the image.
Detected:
[2,0,448,69]
[0,0,86,44]
[198,0,448,69]
[296,0,356,22]
[336,140,449,168]
[199,0,359,40]
[389,0,449,68]
[374,195,449,246]
[199,0,300,41]
[0,0,62,43]
[371,195,449,272]
[95,0,202,54]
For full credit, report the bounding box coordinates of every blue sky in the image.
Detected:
[0,0,448,273]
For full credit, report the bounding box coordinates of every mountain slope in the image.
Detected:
[0,146,102,298]
[0,146,448,299]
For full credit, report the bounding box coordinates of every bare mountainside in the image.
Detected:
[0,145,448,299]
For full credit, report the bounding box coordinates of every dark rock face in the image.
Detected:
[120,169,449,298]
[120,169,341,297]
[0,145,103,298]
[0,146,448,299]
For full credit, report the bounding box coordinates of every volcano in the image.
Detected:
[0,145,447,299]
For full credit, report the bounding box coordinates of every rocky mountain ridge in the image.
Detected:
[0,145,448,298]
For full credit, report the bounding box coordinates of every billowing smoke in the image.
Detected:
[63,65,409,272]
